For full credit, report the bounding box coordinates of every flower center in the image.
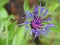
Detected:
[35,22,39,25]
[31,16,43,29]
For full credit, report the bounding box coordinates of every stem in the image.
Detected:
[34,36,42,45]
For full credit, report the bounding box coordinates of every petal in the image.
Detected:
[25,11,33,20]
[41,31,46,34]
[24,21,30,24]
[44,10,48,16]
[43,18,51,22]
[46,18,51,22]
[44,27,50,32]
[30,29,35,36]
[34,29,40,39]
[18,21,30,26]
[34,33,38,39]
[44,23,56,29]
[34,6,39,12]
[18,23,24,26]
[30,29,40,35]
[41,29,46,34]
[47,24,54,27]
[25,26,29,29]
[27,15,31,18]
[26,13,33,20]
[36,29,40,33]
[25,11,30,15]
[40,7,45,14]
[42,23,55,29]
[34,6,39,15]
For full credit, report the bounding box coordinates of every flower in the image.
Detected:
[19,5,55,39]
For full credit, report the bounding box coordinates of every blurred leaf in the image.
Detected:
[24,0,34,12]
[24,0,30,12]
[0,0,9,7]
[8,22,18,45]
[12,26,27,45]
[0,7,8,20]
[46,0,59,12]
[8,23,31,45]
[48,3,59,12]
[0,39,2,45]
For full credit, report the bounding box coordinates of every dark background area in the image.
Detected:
[4,0,45,24]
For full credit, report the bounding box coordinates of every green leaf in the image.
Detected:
[48,3,59,12]
[0,7,8,20]
[0,39,2,45]
[24,0,30,12]
[23,0,34,12]
[46,0,59,12]
[12,26,27,45]
[0,0,9,7]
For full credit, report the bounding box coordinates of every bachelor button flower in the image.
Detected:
[19,4,55,39]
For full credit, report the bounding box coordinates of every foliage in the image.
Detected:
[0,0,31,45]
[0,0,60,45]
[0,0,9,7]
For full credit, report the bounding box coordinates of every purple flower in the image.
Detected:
[19,5,56,39]
[30,15,42,29]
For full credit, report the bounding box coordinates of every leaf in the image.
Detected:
[23,0,34,12]
[46,0,59,12]
[0,7,8,20]
[0,0,9,7]
[12,26,27,45]
[24,0,30,12]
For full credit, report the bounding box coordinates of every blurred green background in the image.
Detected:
[0,0,60,45]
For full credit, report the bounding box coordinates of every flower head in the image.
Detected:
[31,15,43,29]
[19,5,55,39]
